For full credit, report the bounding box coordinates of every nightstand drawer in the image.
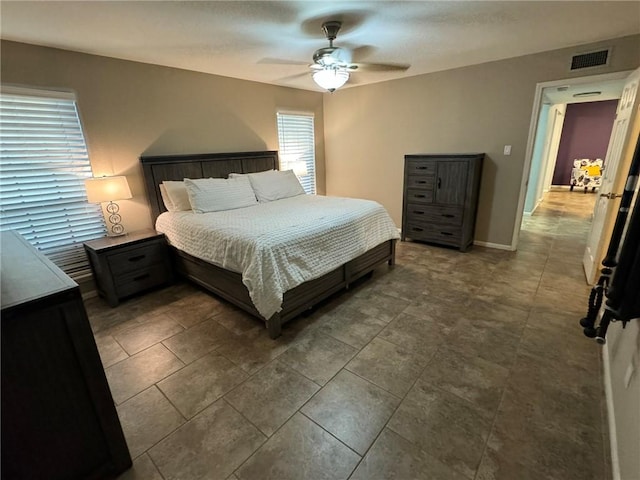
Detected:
[108,241,167,276]
[115,263,172,299]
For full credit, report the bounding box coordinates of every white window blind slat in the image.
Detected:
[0,90,106,278]
[276,112,316,195]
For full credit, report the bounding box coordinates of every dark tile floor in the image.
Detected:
[85,191,608,480]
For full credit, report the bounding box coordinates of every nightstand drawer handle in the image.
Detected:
[413,211,425,215]
[133,273,150,281]
[441,214,454,218]
[416,166,428,170]
[414,194,426,198]
[412,227,424,232]
[128,255,146,262]
[416,180,427,184]
[440,232,453,236]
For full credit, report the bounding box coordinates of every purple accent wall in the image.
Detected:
[552,100,618,185]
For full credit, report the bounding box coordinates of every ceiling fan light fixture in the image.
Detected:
[313,68,349,92]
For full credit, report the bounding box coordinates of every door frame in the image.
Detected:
[511,70,633,250]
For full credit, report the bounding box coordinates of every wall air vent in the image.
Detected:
[570,49,610,71]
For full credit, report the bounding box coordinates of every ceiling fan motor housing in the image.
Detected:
[322,21,342,42]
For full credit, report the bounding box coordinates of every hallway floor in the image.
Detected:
[85,190,608,480]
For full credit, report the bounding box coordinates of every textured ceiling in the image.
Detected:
[1,1,639,92]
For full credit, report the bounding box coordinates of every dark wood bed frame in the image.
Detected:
[140,150,396,338]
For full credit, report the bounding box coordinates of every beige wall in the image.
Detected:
[0,40,326,232]
[323,34,640,247]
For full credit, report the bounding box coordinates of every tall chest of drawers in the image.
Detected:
[402,153,484,252]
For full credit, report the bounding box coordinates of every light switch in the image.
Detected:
[504,145,512,155]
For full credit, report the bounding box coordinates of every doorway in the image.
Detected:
[523,81,624,216]
[513,70,637,284]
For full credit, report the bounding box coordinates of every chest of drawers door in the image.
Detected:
[402,154,484,251]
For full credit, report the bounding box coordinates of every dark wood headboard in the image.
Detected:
[140,150,279,224]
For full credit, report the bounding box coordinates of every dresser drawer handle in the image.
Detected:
[133,273,150,281]
[414,194,426,198]
[440,232,453,236]
[412,227,424,232]
[416,180,427,184]
[416,166,428,170]
[441,214,455,218]
[128,255,146,262]
[413,211,425,215]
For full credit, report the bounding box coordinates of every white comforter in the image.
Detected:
[156,195,399,319]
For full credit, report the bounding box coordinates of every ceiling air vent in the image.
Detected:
[570,49,610,71]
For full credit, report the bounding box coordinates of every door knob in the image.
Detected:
[600,192,623,199]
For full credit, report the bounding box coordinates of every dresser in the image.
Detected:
[1,231,131,479]
[84,229,173,307]
[402,154,484,251]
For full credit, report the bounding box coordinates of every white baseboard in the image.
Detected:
[473,240,515,251]
[603,344,621,480]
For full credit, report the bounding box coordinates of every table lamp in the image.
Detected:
[290,160,308,178]
[84,176,132,236]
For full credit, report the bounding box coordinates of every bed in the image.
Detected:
[140,150,398,338]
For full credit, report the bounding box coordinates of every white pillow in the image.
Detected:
[183,176,257,213]
[244,169,305,203]
[159,184,177,212]
[162,181,192,211]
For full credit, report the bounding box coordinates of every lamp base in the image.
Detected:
[106,201,126,236]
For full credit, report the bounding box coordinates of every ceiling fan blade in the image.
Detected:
[350,62,410,72]
[258,58,309,66]
[350,45,377,62]
[277,72,311,82]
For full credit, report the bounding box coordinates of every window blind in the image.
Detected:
[0,88,106,279]
[277,112,316,194]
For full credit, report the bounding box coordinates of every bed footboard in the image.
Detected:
[170,239,396,338]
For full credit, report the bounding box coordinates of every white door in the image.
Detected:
[583,67,640,282]
[541,105,566,193]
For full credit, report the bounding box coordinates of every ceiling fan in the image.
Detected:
[261,20,410,92]
[309,21,410,92]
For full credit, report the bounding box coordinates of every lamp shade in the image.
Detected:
[84,176,132,203]
[289,160,308,177]
[313,68,349,92]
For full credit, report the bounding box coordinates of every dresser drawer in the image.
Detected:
[406,189,433,204]
[107,241,167,276]
[115,263,172,299]
[406,160,436,175]
[405,204,463,226]
[404,223,462,246]
[406,175,434,189]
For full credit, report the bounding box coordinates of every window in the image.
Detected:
[276,112,316,194]
[0,87,106,278]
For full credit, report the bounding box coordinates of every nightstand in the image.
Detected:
[84,229,173,307]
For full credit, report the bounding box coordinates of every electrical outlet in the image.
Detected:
[503,145,512,155]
